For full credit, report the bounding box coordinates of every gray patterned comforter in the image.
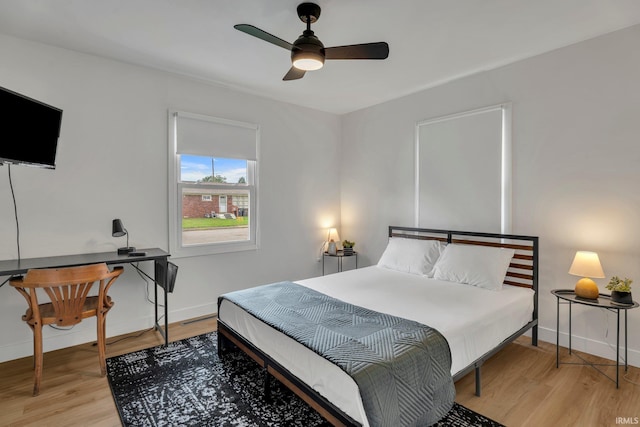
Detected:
[220,281,455,426]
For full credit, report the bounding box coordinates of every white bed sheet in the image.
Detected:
[218,265,534,426]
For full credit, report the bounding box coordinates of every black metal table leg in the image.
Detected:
[568,302,572,355]
[616,309,620,388]
[556,296,560,368]
[625,310,629,372]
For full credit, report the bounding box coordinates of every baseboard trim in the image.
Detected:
[537,326,640,368]
[0,304,218,363]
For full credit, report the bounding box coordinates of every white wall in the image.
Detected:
[0,34,341,362]
[341,24,640,366]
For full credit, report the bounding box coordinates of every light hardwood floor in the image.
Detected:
[1,319,639,427]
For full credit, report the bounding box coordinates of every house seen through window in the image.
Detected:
[180,155,250,245]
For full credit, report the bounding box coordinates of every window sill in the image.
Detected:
[170,241,259,259]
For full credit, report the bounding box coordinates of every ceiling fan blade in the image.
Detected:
[234,24,293,50]
[283,67,306,81]
[325,42,389,60]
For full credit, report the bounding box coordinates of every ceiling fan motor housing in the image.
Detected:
[297,3,321,23]
[292,30,325,70]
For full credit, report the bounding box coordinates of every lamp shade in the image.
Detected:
[569,251,604,300]
[112,219,126,237]
[112,218,135,254]
[568,251,605,278]
[326,227,340,255]
[327,228,340,243]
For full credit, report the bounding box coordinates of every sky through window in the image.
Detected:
[180,155,247,183]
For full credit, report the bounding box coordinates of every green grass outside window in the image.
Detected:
[182,217,249,229]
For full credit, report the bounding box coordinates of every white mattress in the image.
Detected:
[218,265,534,426]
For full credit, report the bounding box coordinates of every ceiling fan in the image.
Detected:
[234,2,389,81]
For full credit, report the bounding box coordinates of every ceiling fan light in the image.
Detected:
[293,56,324,71]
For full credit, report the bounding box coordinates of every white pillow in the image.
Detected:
[430,244,515,290]
[377,237,445,276]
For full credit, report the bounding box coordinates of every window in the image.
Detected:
[169,111,259,256]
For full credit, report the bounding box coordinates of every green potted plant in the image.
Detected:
[606,276,633,305]
[342,240,355,256]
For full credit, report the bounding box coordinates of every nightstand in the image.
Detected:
[322,251,358,275]
[551,289,638,388]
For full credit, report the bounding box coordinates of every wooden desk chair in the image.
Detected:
[10,263,124,396]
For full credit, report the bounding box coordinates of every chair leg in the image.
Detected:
[97,314,107,376]
[27,324,36,370]
[32,331,36,371]
[33,324,43,396]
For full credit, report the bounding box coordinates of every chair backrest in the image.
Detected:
[11,263,123,326]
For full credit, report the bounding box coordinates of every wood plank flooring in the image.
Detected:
[1,318,638,427]
[456,337,640,426]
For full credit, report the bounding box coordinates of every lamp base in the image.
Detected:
[575,277,599,300]
[117,246,136,255]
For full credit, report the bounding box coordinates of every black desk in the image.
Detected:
[0,248,171,345]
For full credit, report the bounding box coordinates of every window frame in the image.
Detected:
[168,110,259,257]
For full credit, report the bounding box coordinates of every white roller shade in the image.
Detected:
[417,107,503,233]
[176,112,257,160]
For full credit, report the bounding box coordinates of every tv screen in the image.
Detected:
[0,86,63,169]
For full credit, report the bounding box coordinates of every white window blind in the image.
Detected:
[175,112,257,160]
[416,105,510,234]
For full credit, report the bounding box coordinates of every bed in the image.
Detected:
[217,226,539,426]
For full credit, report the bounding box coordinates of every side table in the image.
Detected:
[322,251,358,275]
[551,289,638,388]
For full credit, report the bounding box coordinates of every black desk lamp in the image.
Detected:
[112,219,135,255]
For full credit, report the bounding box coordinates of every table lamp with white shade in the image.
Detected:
[568,251,605,300]
[326,228,340,255]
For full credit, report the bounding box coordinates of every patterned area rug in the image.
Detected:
[106,332,504,427]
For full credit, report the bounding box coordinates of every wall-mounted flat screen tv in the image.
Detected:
[0,86,63,169]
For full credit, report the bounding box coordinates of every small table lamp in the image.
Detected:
[327,227,340,255]
[569,251,605,300]
[112,219,136,255]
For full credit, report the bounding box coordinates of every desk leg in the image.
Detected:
[154,259,169,346]
[154,273,158,330]
[164,276,169,345]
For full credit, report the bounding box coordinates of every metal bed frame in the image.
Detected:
[217,226,539,427]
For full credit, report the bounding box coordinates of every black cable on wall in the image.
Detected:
[8,164,21,262]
